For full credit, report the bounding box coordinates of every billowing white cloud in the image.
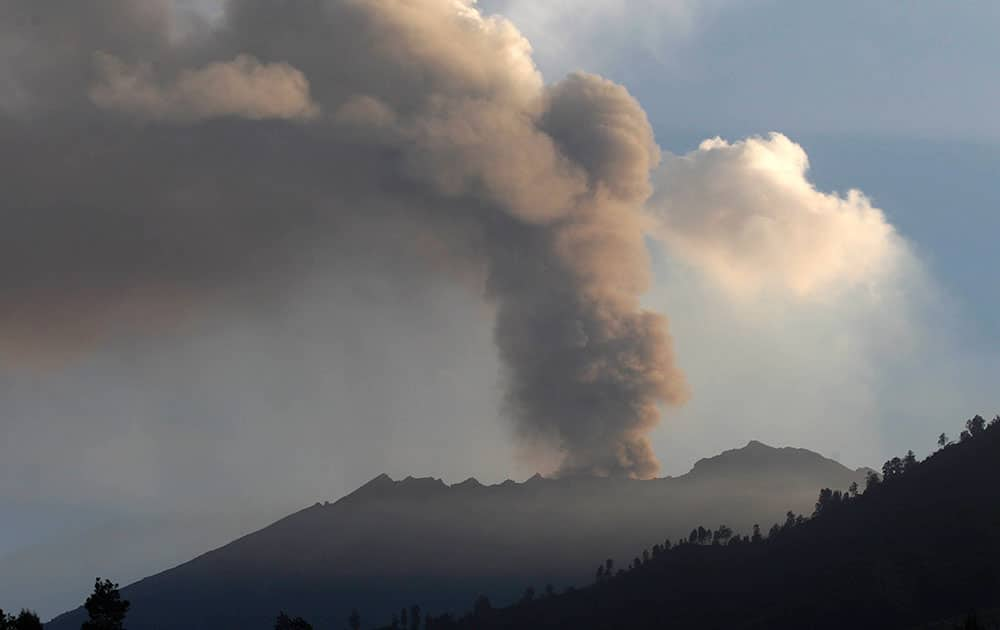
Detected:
[90,53,320,121]
[646,133,904,297]
[639,130,997,478]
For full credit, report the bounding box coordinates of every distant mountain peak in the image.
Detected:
[341,473,397,501]
[338,473,453,505]
[347,473,562,499]
[361,472,395,489]
[399,475,447,488]
[685,440,857,484]
[453,477,483,489]
[344,441,860,504]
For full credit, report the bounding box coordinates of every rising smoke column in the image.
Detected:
[488,74,688,477]
[0,0,686,477]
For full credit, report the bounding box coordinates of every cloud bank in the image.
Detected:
[0,0,944,485]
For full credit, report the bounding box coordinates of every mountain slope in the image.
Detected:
[46,441,868,629]
[0,507,291,621]
[450,425,1000,629]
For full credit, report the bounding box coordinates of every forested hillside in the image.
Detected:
[421,416,1000,629]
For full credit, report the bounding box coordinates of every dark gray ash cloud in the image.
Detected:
[0,0,686,477]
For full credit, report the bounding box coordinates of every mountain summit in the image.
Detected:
[688,440,871,481]
[47,442,868,630]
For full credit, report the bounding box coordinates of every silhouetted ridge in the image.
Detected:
[686,440,851,479]
[44,441,870,630]
[364,472,394,488]
[452,478,483,490]
[347,473,396,498]
[433,416,1000,630]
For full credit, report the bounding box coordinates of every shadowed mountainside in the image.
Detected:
[0,507,292,621]
[441,421,1000,629]
[46,441,869,629]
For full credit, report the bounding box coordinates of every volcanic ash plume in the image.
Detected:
[0,0,686,477]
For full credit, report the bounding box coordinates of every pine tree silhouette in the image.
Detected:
[81,578,129,630]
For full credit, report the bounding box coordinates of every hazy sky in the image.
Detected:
[2,1,999,616]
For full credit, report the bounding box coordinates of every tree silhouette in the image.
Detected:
[274,611,313,630]
[426,612,458,630]
[882,457,904,481]
[967,415,987,438]
[939,432,950,448]
[19,611,41,630]
[1,610,42,630]
[816,488,851,516]
[782,511,797,531]
[697,526,710,545]
[521,587,535,603]
[712,525,733,546]
[472,595,492,618]
[348,608,361,630]
[814,488,833,516]
[751,524,763,543]
[865,470,881,491]
[82,578,129,630]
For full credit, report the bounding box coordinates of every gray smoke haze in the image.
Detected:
[0,0,685,477]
